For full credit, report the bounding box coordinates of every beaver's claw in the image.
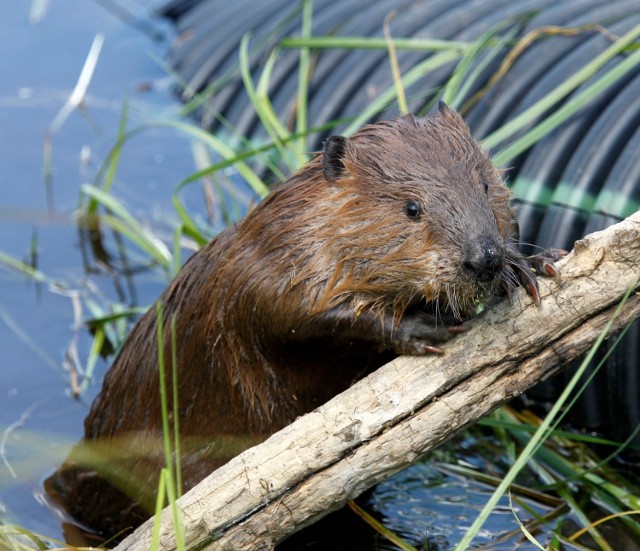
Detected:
[505,245,567,305]
[526,248,568,278]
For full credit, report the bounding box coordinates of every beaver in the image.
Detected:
[45,104,561,539]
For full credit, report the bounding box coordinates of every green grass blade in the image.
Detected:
[102,96,128,196]
[296,0,312,156]
[348,501,417,551]
[85,95,129,215]
[151,468,167,550]
[281,35,469,52]
[256,48,303,163]
[383,14,408,114]
[156,303,172,478]
[498,406,640,537]
[239,34,303,170]
[508,492,546,550]
[78,325,105,394]
[165,466,185,551]
[0,251,56,286]
[178,3,303,117]
[559,487,612,549]
[172,224,183,277]
[155,305,185,550]
[171,192,208,247]
[170,316,182,498]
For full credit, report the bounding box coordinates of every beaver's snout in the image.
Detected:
[462,236,504,282]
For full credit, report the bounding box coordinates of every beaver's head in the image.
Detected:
[314,104,516,319]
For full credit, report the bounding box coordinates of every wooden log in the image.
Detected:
[117,211,640,551]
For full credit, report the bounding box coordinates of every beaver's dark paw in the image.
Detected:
[389,312,469,355]
[505,246,567,305]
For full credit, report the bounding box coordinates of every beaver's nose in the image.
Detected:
[463,236,504,282]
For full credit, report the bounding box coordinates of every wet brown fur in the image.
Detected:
[46,107,535,538]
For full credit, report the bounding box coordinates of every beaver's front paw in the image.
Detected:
[505,245,567,304]
[526,248,568,277]
[389,311,468,355]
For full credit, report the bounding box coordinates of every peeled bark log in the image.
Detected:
[117,211,640,551]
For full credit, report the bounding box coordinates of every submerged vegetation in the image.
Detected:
[1,2,640,550]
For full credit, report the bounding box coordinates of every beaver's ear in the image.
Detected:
[436,100,469,130]
[322,135,349,183]
[402,113,419,127]
[437,99,450,114]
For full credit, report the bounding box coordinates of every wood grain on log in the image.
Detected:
[117,211,640,551]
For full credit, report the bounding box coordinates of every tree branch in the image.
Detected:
[117,211,640,551]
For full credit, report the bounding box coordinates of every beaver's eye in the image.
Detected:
[405,201,421,220]
[483,180,489,194]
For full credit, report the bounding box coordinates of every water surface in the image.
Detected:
[0,0,197,538]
